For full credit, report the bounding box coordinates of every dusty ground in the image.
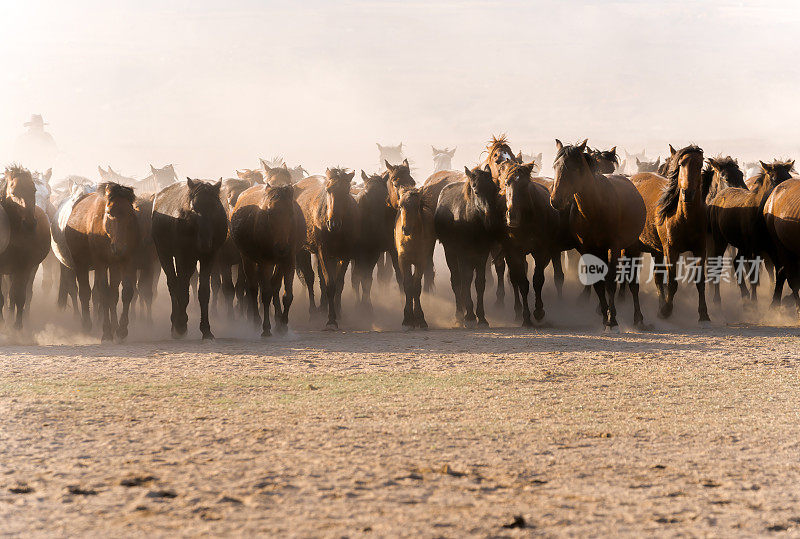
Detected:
[2,269,800,537]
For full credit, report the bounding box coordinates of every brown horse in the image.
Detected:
[352,171,396,311]
[65,182,140,340]
[262,164,293,187]
[587,146,619,174]
[764,176,800,311]
[236,169,265,185]
[395,187,436,329]
[152,179,228,339]
[630,144,707,321]
[296,168,360,329]
[231,184,305,336]
[709,160,794,306]
[0,166,51,328]
[434,165,504,327]
[499,161,568,325]
[550,140,646,329]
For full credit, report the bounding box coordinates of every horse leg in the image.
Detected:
[157,251,179,335]
[0,275,4,324]
[10,270,29,329]
[694,250,710,323]
[443,245,463,323]
[334,259,348,319]
[551,253,564,299]
[360,251,380,314]
[317,256,328,313]
[532,254,548,322]
[493,247,505,308]
[198,256,214,340]
[259,263,275,338]
[273,263,292,333]
[76,266,92,332]
[475,254,489,328]
[107,266,122,340]
[172,256,194,338]
[319,253,339,330]
[506,252,532,327]
[241,257,261,327]
[412,263,427,329]
[422,254,436,294]
[659,249,679,319]
[219,263,235,318]
[459,255,477,327]
[138,263,155,325]
[296,250,316,316]
[771,264,786,309]
[117,266,136,340]
[388,245,402,289]
[95,267,113,342]
[604,250,620,329]
[400,256,415,329]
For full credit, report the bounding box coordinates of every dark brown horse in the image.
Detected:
[499,161,568,325]
[630,144,707,321]
[352,171,396,311]
[587,146,619,175]
[296,168,360,329]
[551,140,646,329]
[65,182,140,340]
[435,165,503,327]
[131,194,160,322]
[764,176,800,311]
[709,160,794,306]
[395,187,436,329]
[231,184,305,336]
[152,178,227,339]
[0,166,51,328]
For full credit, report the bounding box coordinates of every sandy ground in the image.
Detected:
[2,260,800,537]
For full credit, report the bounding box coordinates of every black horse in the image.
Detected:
[152,178,228,339]
[434,165,504,327]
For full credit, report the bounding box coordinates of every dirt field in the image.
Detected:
[2,273,800,537]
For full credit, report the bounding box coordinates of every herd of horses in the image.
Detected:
[2,135,800,341]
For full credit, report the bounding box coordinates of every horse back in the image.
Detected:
[764,179,800,256]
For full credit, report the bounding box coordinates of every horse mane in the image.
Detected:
[701,156,745,200]
[483,134,512,160]
[587,147,619,164]
[99,182,136,204]
[5,164,31,178]
[657,145,703,222]
[750,159,795,190]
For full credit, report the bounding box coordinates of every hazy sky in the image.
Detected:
[1,0,799,179]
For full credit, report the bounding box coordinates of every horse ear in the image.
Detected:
[150,165,157,174]
[384,160,393,171]
[555,139,563,151]
[655,157,660,167]
[449,147,457,157]
[578,139,588,152]
[402,158,409,168]
[464,166,472,178]
[759,160,771,173]
[212,179,222,195]
[483,163,491,174]
[609,146,616,155]
[516,151,523,163]
[536,152,542,160]
[346,171,355,182]
[636,157,641,165]
[431,146,437,155]
[186,177,197,188]
[790,160,796,171]
[360,170,368,182]
[376,143,383,151]
[282,162,288,169]
[399,142,403,149]
[669,144,677,156]
[44,168,52,182]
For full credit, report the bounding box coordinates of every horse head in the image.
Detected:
[383,159,415,208]
[323,168,355,233]
[464,164,501,231]
[100,182,138,257]
[376,142,405,171]
[397,187,424,237]
[432,146,456,172]
[587,146,618,175]
[499,160,535,228]
[551,139,590,211]
[237,168,265,185]
[484,134,515,182]
[703,156,744,203]
[262,163,292,186]
[3,165,37,229]
[186,177,224,254]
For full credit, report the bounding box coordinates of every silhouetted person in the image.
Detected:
[15,114,57,172]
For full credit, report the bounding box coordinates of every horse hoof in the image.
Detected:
[533,308,545,321]
[171,327,186,339]
[275,324,288,336]
[463,318,477,329]
[325,321,338,331]
[402,324,414,332]
[477,319,489,329]
[261,330,271,338]
[101,333,114,343]
[658,304,673,319]
[604,325,621,334]
[698,320,712,329]
[417,318,428,329]
[116,327,128,341]
[522,318,534,328]
[202,331,215,341]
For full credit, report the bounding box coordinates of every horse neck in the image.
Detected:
[572,174,605,222]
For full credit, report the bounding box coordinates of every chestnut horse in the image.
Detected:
[764,176,800,312]
[587,146,619,175]
[435,165,503,327]
[709,160,794,306]
[0,166,51,328]
[630,144,707,321]
[395,187,436,329]
[296,168,360,329]
[65,182,140,340]
[550,140,646,329]
[499,160,568,326]
[231,184,305,336]
[352,171,396,311]
[636,157,661,173]
[377,159,415,284]
[152,179,227,339]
